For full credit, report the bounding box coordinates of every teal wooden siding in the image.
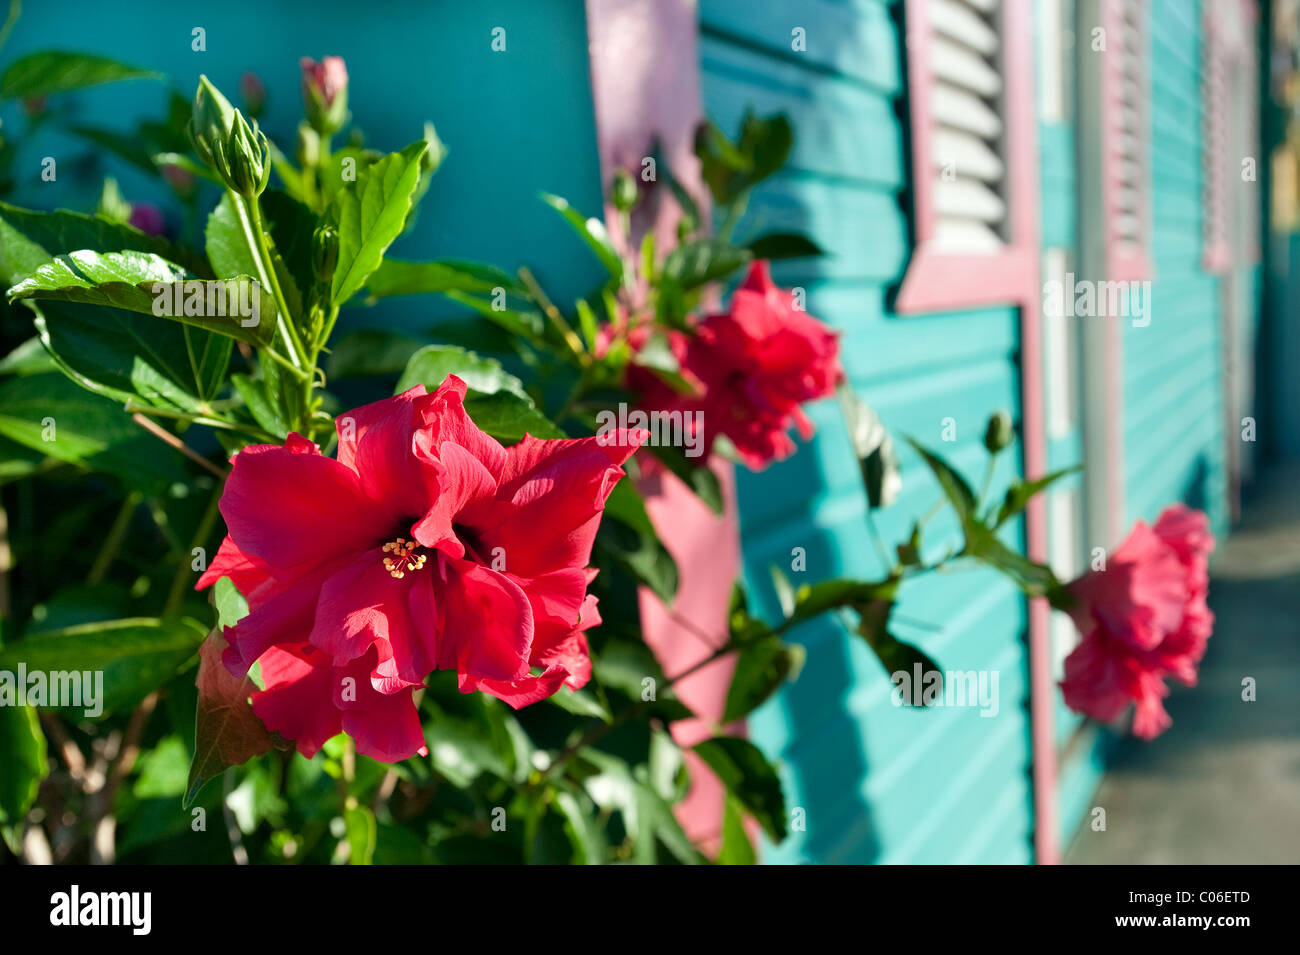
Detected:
[1123,0,1232,536]
[701,0,1036,864]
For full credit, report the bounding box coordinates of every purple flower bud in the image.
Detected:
[129,203,167,237]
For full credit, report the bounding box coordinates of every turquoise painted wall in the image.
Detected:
[0,0,606,336]
[701,0,1036,864]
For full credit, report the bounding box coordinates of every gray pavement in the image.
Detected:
[1066,462,1300,864]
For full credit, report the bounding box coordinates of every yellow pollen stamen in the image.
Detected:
[380,538,425,579]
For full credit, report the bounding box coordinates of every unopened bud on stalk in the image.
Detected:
[188,75,269,199]
[312,224,339,285]
[300,56,349,136]
[983,410,1014,454]
[612,167,638,213]
[421,121,447,176]
[296,123,321,169]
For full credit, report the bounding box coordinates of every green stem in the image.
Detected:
[123,401,273,441]
[162,482,222,616]
[87,492,141,585]
[864,508,895,573]
[518,267,586,364]
[976,455,997,516]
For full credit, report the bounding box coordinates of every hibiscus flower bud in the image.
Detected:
[312,224,339,285]
[1059,505,1215,739]
[295,123,320,169]
[420,121,447,176]
[983,410,1014,454]
[128,202,167,237]
[189,75,268,198]
[224,110,270,198]
[300,56,349,135]
[161,163,196,199]
[611,167,638,213]
[239,70,266,119]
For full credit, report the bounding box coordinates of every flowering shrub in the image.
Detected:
[0,48,1214,864]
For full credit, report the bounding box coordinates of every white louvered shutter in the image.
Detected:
[1203,1,1232,266]
[1107,0,1150,256]
[926,0,1009,253]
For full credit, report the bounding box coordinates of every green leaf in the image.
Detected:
[231,373,288,439]
[693,736,787,842]
[553,787,607,864]
[789,576,898,626]
[8,250,275,347]
[462,390,565,442]
[0,200,210,284]
[723,635,804,722]
[0,706,47,826]
[394,345,526,397]
[0,373,187,494]
[994,465,1082,529]
[746,232,823,260]
[598,481,679,604]
[769,565,796,618]
[441,289,546,343]
[546,687,612,723]
[717,794,757,865]
[905,435,976,526]
[0,51,158,100]
[964,524,1061,598]
[365,258,522,298]
[0,617,207,717]
[344,805,378,865]
[184,630,274,808]
[540,193,623,280]
[633,780,706,864]
[740,111,794,186]
[30,299,231,412]
[330,140,429,306]
[325,329,425,379]
[847,594,943,694]
[212,577,250,631]
[840,387,900,509]
[661,238,752,291]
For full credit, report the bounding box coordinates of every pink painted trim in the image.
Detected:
[899,0,1058,863]
[896,0,1041,311]
[584,0,745,856]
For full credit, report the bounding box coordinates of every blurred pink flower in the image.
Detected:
[1060,504,1215,739]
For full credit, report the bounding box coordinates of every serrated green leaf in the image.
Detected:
[330,140,428,306]
[9,250,275,347]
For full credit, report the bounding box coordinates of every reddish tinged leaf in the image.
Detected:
[184,630,273,807]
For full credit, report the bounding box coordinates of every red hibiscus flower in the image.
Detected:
[1059,504,1215,739]
[197,375,643,762]
[630,260,843,469]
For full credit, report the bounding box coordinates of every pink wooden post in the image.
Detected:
[897,0,1060,863]
[584,0,746,853]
